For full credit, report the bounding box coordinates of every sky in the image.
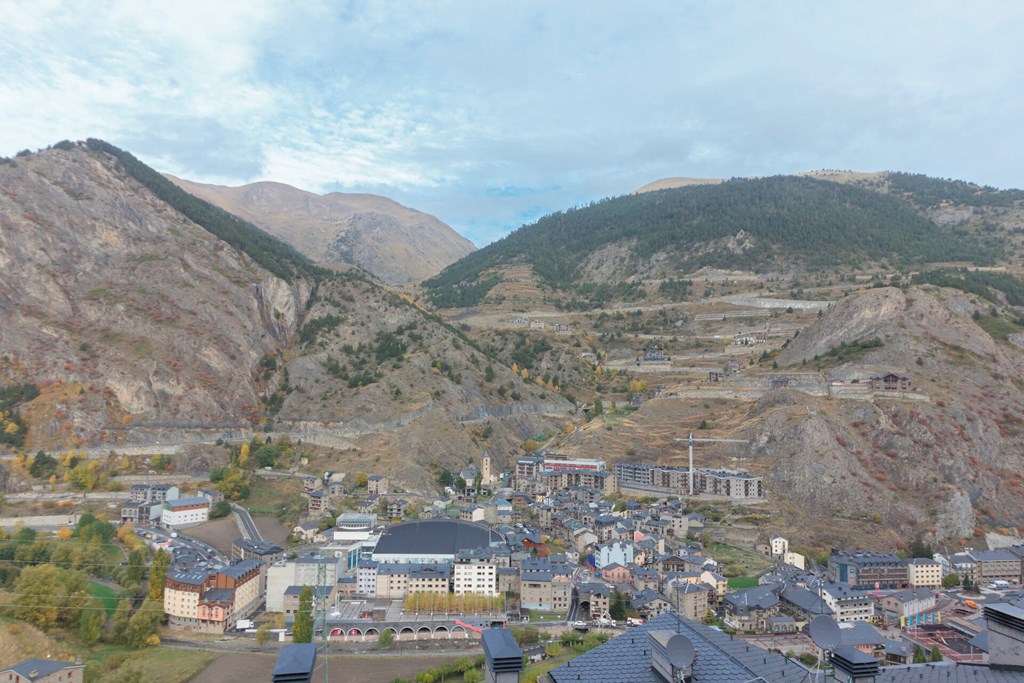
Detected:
[2,1,1023,247]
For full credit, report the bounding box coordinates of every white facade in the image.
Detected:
[783,551,806,569]
[770,536,789,557]
[160,498,210,528]
[595,541,634,569]
[822,585,874,623]
[357,562,378,597]
[454,560,498,596]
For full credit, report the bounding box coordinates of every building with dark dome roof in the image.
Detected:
[372,519,507,564]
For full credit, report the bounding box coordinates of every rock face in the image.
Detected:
[166,177,475,285]
[0,146,308,449]
[762,286,1024,545]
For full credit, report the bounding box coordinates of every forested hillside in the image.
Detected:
[424,175,1002,308]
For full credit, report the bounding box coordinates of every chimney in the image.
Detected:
[829,647,879,683]
[648,630,695,682]
[482,628,524,683]
[983,603,1024,670]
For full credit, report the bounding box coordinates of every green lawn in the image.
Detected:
[727,577,760,590]
[706,540,777,578]
[90,581,118,615]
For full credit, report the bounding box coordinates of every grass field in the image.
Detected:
[727,577,760,589]
[90,581,117,615]
[85,645,216,683]
[244,476,305,525]
[0,617,213,683]
[706,540,777,578]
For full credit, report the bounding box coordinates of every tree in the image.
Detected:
[293,586,314,643]
[379,628,395,648]
[127,548,145,584]
[909,535,933,559]
[912,645,927,664]
[592,396,604,417]
[941,572,960,589]
[210,501,232,518]
[79,598,105,644]
[255,622,271,649]
[147,549,171,600]
[14,563,63,628]
[930,645,942,662]
[609,589,627,621]
[112,598,133,643]
[124,597,163,647]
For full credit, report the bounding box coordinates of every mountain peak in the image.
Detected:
[166,175,475,285]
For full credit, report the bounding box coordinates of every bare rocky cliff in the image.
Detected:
[758,286,1024,547]
[0,146,309,449]
[166,177,476,285]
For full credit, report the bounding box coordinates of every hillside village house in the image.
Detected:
[367,475,390,495]
[0,659,85,683]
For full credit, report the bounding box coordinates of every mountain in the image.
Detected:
[0,141,569,487]
[0,141,311,449]
[423,173,1019,310]
[166,176,476,285]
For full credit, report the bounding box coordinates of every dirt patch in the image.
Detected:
[191,652,465,683]
[253,516,289,546]
[185,517,242,556]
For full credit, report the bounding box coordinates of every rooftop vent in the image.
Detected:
[482,628,523,683]
[829,646,879,683]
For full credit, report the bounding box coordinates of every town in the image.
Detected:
[5,440,1022,683]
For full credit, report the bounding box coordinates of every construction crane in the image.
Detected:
[673,433,750,495]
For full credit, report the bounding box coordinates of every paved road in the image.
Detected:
[232,504,263,542]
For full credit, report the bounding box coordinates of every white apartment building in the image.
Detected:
[454,553,498,596]
[821,583,875,623]
[160,497,210,528]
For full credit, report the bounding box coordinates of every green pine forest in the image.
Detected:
[424,175,1010,308]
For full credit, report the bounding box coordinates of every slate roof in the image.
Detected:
[373,519,503,557]
[220,558,262,579]
[1,659,84,680]
[875,663,1024,682]
[272,643,317,682]
[546,612,811,682]
[166,496,210,508]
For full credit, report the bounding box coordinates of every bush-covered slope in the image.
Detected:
[424,175,1001,307]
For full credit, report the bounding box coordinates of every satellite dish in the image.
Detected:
[809,615,841,650]
[666,634,696,669]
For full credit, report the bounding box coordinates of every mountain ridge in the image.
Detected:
[166,175,476,285]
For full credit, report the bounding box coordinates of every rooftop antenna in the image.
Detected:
[808,614,841,683]
[316,550,329,683]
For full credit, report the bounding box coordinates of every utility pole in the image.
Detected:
[674,433,749,496]
[316,550,329,683]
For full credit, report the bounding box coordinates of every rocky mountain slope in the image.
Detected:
[0,142,570,487]
[0,143,310,448]
[167,176,475,285]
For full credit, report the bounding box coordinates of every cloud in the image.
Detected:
[1,1,1023,245]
